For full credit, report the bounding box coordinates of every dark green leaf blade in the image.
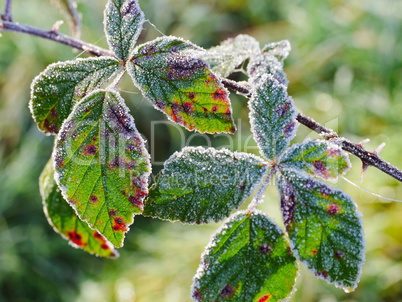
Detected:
[127,36,236,134]
[280,139,351,181]
[30,57,122,134]
[249,74,297,161]
[192,211,298,302]
[54,90,151,247]
[104,0,145,60]
[276,170,364,291]
[40,158,118,257]
[201,34,260,77]
[143,147,267,224]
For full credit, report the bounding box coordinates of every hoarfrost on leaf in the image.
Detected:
[104,0,145,60]
[280,139,351,181]
[248,51,289,86]
[40,158,118,257]
[191,211,298,301]
[143,147,267,224]
[276,170,365,291]
[127,36,236,134]
[30,57,122,134]
[262,40,291,63]
[200,34,260,77]
[249,74,297,161]
[53,90,151,247]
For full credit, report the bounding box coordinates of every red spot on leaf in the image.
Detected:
[67,231,85,246]
[327,203,340,215]
[43,119,58,133]
[112,217,128,232]
[108,209,117,216]
[83,145,97,155]
[316,270,328,278]
[335,250,345,259]
[55,155,64,168]
[202,107,208,113]
[93,232,103,239]
[212,89,227,101]
[238,183,245,191]
[129,193,146,210]
[220,285,235,298]
[101,243,109,250]
[90,195,98,203]
[188,92,196,99]
[126,144,136,152]
[121,190,127,195]
[182,102,194,113]
[192,289,202,301]
[211,105,218,113]
[258,295,271,302]
[312,249,318,255]
[50,107,58,117]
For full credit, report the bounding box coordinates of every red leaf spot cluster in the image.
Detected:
[83,145,98,156]
[93,232,110,250]
[67,231,85,246]
[90,195,98,203]
[93,232,103,239]
[327,203,340,215]
[220,284,235,298]
[212,89,227,101]
[112,217,127,232]
[129,193,146,210]
[258,243,272,254]
[258,295,271,302]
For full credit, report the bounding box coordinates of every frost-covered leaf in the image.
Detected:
[104,0,145,60]
[192,211,298,302]
[201,34,260,77]
[262,40,291,63]
[248,52,288,86]
[276,170,364,291]
[127,36,235,134]
[249,74,297,161]
[54,90,151,247]
[280,139,351,181]
[40,158,118,257]
[52,0,81,38]
[30,57,122,134]
[143,147,267,224]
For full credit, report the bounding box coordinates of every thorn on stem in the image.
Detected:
[51,20,64,32]
[361,142,386,183]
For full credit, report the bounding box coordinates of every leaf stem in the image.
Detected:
[247,166,277,212]
[0,20,114,57]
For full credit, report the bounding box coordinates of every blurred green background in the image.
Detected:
[1,0,402,301]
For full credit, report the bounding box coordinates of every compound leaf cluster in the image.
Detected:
[29,0,366,299]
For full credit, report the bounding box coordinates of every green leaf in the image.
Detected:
[30,57,122,134]
[40,158,118,257]
[249,74,297,161]
[262,40,291,63]
[192,211,298,302]
[104,0,145,60]
[280,139,351,181]
[54,90,151,247]
[143,147,267,224]
[201,34,260,77]
[51,0,82,38]
[127,36,236,134]
[276,170,364,291]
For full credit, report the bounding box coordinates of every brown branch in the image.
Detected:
[0,20,114,57]
[222,79,402,183]
[1,18,401,183]
[2,0,12,21]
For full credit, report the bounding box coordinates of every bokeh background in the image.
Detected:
[1,0,402,301]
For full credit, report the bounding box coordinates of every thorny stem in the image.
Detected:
[0,20,114,57]
[2,19,402,183]
[247,167,277,212]
[2,0,12,21]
